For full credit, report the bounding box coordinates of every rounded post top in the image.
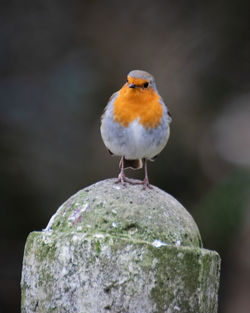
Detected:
[45,179,202,248]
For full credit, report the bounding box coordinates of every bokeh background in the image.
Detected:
[1,0,250,312]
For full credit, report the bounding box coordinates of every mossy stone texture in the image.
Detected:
[21,179,220,313]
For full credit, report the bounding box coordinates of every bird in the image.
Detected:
[100,70,172,188]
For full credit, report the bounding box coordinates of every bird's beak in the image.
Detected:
[129,83,136,89]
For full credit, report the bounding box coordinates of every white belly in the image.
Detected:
[101,117,170,160]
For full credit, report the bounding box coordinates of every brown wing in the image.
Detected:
[100,91,118,121]
[107,149,114,156]
[149,155,159,161]
[168,110,172,123]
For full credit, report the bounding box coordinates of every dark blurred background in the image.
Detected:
[1,0,250,312]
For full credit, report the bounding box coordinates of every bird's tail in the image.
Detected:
[119,158,143,170]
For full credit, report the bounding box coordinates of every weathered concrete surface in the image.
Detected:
[21,179,220,313]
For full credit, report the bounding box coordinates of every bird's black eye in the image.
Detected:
[143,82,149,88]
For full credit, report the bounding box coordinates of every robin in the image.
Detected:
[100,70,172,188]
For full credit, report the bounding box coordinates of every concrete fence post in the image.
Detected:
[21,179,220,313]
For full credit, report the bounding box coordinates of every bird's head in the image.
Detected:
[125,70,157,93]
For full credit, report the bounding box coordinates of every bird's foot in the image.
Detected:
[115,171,152,189]
[142,177,153,189]
[135,177,153,189]
[115,173,131,185]
[115,174,142,186]
[124,177,153,189]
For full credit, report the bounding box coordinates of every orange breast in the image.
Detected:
[113,84,163,129]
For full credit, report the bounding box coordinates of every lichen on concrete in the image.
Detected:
[21,178,220,313]
[44,179,202,248]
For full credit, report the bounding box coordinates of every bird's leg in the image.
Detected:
[116,156,138,185]
[116,156,126,184]
[142,158,153,189]
[132,158,152,188]
[116,157,153,188]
